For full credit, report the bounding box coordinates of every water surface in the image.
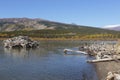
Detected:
[0,40,98,80]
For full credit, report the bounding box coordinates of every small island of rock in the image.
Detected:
[3,36,39,48]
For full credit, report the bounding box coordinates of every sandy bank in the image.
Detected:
[94,61,120,80]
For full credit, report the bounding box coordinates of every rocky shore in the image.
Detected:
[94,61,120,80]
[78,41,120,80]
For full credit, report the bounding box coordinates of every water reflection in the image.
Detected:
[4,48,30,58]
[3,46,61,59]
[1,40,98,80]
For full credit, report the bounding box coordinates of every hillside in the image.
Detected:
[0,18,120,40]
[0,18,86,31]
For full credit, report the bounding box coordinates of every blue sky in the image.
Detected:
[0,0,120,27]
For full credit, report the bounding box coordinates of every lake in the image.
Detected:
[0,40,98,80]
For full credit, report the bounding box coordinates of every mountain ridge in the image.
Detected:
[0,18,90,31]
[0,18,120,40]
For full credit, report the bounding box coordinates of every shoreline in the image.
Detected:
[0,37,118,41]
[94,61,120,80]
[1,37,119,80]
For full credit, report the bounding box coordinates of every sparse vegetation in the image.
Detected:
[0,18,120,40]
[0,28,120,40]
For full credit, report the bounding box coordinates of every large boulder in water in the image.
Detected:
[3,36,39,48]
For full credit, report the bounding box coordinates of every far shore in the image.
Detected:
[0,37,118,41]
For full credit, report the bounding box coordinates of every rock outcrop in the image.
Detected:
[3,36,39,48]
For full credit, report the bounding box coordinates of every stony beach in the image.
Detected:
[94,61,120,80]
[78,41,120,80]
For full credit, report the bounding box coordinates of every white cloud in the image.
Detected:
[103,24,120,28]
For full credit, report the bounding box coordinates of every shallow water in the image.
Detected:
[0,40,98,80]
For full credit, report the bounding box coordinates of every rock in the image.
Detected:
[106,71,120,80]
[106,71,114,80]
[3,36,39,48]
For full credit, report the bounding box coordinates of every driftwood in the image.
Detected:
[87,56,120,63]
[63,49,88,55]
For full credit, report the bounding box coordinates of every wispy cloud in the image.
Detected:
[103,24,120,28]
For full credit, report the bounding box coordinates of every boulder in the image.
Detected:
[3,36,39,48]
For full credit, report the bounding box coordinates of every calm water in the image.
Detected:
[0,40,98,80]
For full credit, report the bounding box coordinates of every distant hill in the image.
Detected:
[0,18,120,40]
[0,18,90,31]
